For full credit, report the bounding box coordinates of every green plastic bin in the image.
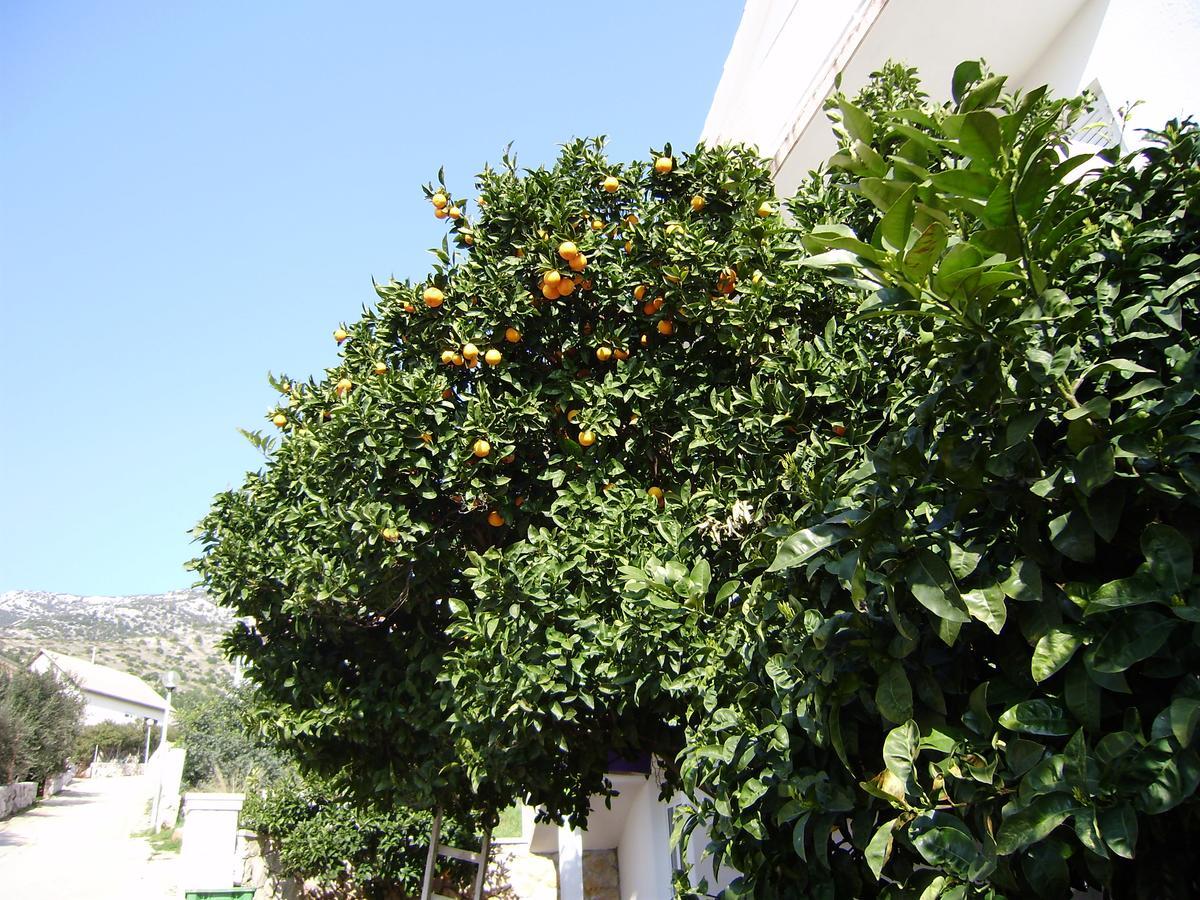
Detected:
[184,891,255,900]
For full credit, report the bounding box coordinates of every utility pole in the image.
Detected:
[149,671,177,831]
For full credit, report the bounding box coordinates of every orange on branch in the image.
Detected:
[472,439,491,458]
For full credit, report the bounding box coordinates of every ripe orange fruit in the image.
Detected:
[591,219,604,231]
[601,176,619,193]
[452,353,464,366]
[272,413,287,428]
[335,377,353,395]
[465,357,479,369]
[624,240,633,254]
[504,327,521,343]
[558,241,580,260]
[625,214,639,226]
[543,270,562,287]
[423,287,444,307]
[566,409,580,423]
[569,253,587,272]
[832,424,847,436]
[373,361,387,375]
[640,334,649,347]
[665,222,684,235]
[334,328,349,343]
[448,206,462,219]
[579,429,596,447]
[434,208,448,219]
[717,268,737,295]
[472,438,491,458]
[633,284,647,301]
[431,192,448,209]
[404,302,415,312]
[647,485,665,503]
[501,454,515,465]
[596,346,613,362]
[581,279,593,291]
[690,195,706,212]
[442,388,454,400]
[614,348,629,361]
[757,201,775,217]
[487,510,505,527]
[484,348,502,366]
[440,350,455,365]
[463,232,474,245]
[382,526,400,542]
[514,495,524,507]
[462,343,480,362]
[657,320,675,336]
[541,283,559,300]
[654,156,673,174]
[557,278,576,297]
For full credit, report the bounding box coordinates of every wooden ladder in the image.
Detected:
[419,807,493,900]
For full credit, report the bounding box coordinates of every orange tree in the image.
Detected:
[193,64,1200,897]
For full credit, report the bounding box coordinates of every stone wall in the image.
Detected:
[42,765,75,798]
[0,781,37,819]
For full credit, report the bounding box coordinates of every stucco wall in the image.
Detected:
[705,0,1200,196]
[616,779,672,900]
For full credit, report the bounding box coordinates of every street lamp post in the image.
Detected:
[142,716,153,764]
[149,671,178,831]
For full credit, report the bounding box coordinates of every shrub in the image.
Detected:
[173,687,287,791]
[0,669,84,785]
[241,774,478,899]
[73,720,147,765]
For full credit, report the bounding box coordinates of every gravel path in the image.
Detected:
[0,775,183,899]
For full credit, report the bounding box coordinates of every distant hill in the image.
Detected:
[0,588,238,696]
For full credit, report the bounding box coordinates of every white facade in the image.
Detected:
[525,771,737,898]
[30,649,166,725]
[704,0,1200,194]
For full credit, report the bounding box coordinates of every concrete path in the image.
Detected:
[0,775,183,899]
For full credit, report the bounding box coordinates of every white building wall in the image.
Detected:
[80,691,162,725]
[705,0,1200,196]
[616,779,673,900]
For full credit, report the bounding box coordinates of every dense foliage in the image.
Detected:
[194,62,1199,898]
[0,669,84,785]
[174,687,288,790]
[241,774,477,899]
[74,720,147,765]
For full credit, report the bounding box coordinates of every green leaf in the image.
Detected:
[999,700,1073,736]
[768,524,841,572]
[995,793,1078,854]
[1090,611,1175,672]
[1031,627,1086,682]
[876,661,913,724]
[908,812,983,880]
[907,550,970,623]
[877,184,917,254]
[1151,698,1200,748]
[901,222,948,283]
[1136,749,1200,814]
[952,60,983,105]
[883,720,920,789]
[1141,523,1193,593]
[1081,573,1166,616]
[962,583,1007,634]
[1049,511,1095,563]
[958,111,1002,165]
[1002,559,1042,602]
[930,169,996,200]
[839,98,874,145]
[1073,443,1115,496]
[865,817,897,879]
[1097,803,1137,858]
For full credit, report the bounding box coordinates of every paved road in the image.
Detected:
[0,775,183,899]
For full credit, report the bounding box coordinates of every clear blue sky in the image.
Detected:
[0,1,744,596]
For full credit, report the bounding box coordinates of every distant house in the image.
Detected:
[29,650,166,725]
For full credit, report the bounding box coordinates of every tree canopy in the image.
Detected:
[194,63,1200,897]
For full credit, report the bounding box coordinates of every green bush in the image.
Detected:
[73,720,147,765]
[173,687,287,791]
[194,60,1200,898]
[241,774,478,898]
[0,669,84,785]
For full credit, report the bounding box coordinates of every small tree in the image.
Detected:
[174,687,287,791]
[73,720,147,765]
[195,62,1200,897]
